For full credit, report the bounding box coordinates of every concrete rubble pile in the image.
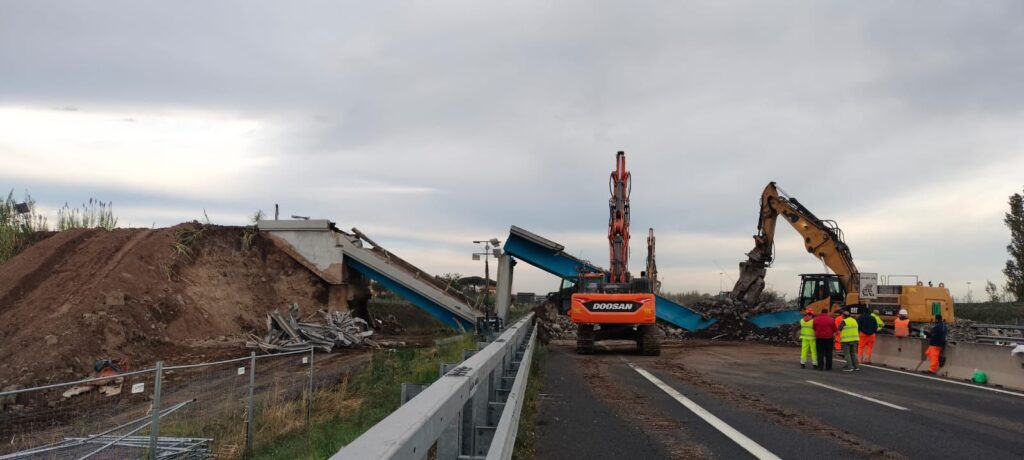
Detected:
[247,303,377,353]
[947,318,979,343]
[534,301,578,341]
[682,296,799,344]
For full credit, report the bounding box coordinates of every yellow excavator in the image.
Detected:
[730,182,954,326]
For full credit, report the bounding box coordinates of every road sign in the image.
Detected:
[859,273,878,300]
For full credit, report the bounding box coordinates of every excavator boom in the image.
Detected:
[731,182,858,304]
[608,151,631,283]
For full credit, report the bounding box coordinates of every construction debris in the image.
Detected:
[246,303,377,353]
[61,358,129,399]
[685,297,799,343]
[948,318,979,343]
[534,301,577,342]
[534,295,799,343]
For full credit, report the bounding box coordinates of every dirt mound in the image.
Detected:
[0,224,332,388]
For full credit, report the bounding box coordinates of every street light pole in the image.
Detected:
[472,238,502,316]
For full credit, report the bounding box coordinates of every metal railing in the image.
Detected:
[333,313,537,460]
[969,323,1024,345]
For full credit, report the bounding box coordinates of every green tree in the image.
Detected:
[1004,190,1024,302]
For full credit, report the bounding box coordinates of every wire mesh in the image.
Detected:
[156,356,253,459]
[0,369,157,459]
[0,347,375,460]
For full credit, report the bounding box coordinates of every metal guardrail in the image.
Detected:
[970,324,1024,330]
[968,324,1024,344]
[333,313,537,460]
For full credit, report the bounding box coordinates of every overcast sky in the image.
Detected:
[2,1,1022,300]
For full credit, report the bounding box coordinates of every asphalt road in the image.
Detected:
[535,339,1024,459]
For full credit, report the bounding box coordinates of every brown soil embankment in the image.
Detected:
[0,224,331,388]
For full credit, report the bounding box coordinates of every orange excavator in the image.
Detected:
[570,151,660,355]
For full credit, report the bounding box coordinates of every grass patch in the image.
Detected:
[0,190,47,263]
[512,343,546,460]
[251,335,475,459]
[241,210,264,251]
[56,198,118,230]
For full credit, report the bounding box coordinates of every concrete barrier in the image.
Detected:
[938,341,1024,392]
[872,335,927,372]
[872,335,1024,392]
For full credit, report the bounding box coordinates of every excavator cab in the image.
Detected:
[798,274,845,313]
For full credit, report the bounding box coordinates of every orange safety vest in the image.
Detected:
[894,318,910,337]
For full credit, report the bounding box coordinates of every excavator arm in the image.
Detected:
[608,151,631,284]
[730,182,858,304]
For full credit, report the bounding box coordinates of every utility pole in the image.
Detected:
[472,238,501,315]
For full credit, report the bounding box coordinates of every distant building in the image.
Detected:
[515,292,539,305]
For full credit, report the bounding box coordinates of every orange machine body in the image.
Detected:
[570,292,656,324]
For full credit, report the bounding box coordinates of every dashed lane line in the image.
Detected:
[805,380,910,411]
[629,363,783,460]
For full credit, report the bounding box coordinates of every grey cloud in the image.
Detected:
[2,1,1021,295]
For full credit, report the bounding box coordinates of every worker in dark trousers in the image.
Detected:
[924,314,948,374]
[813,308,838,370]
[839,309,860,371]
[857,306,879,364]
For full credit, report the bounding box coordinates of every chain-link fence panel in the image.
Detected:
[156,355,256,459]
[0,347,377,460]
[0,368,158,459]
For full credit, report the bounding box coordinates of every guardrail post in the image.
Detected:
[436,362,461,459]
[148,361,163,460]
[400,383,428,404]
[246,352,256,456]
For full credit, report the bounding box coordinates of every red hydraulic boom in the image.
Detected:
[608,151,631,284]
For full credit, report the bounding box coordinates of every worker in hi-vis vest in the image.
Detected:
[894,309,911,337]
[799,308,817,368]
[839,309,861,371]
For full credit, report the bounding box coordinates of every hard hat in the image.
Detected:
[899,309,908,316]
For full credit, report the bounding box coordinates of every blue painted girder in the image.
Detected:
[745,309,803,328]
[655,295,717,331]
[345,258,477,332]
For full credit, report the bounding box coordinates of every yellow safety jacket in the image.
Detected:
[894,318,910,337]
[840,317,859,342]
[872,313,884,329]
[800,318,815,340]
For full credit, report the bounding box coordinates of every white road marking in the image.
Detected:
[805,380,910,411]
[629,363,783,460]
[834,359,1024,398]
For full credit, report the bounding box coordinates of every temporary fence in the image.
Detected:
[0,346,367,459]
